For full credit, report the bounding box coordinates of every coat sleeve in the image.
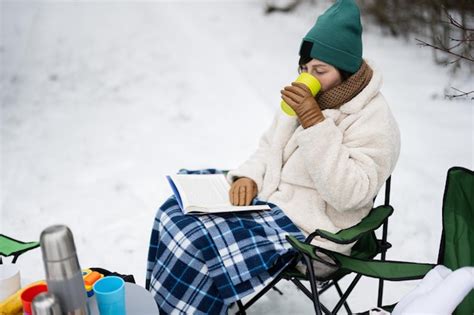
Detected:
[226,114,278,193]
[295,104,401,212]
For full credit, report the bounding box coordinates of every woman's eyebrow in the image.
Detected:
[311,64,327,69]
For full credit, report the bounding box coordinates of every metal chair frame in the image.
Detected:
[234,177,392,314]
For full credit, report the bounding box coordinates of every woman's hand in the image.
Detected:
[281,82,325,128]
[229,177,258,206]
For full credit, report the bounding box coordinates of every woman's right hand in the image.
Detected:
[229,177,258,206]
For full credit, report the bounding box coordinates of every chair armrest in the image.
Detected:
[329,250,435,281]
[286,234,435,281]
[309,205,394,244]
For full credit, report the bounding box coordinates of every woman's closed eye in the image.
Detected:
[298,65,325,75]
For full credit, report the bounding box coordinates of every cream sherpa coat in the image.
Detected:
[226,60,401,258]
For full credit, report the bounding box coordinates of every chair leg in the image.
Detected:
[377,279,385,308]
[236,300,246,315]
[378,176,391,307]
[332,274,362,314]
[236,269,285,313]
[291,279,331,314]
[317,280,334,296]
[272,286,284,295]
[378,220,389,307]
[303,254,323,315]
[291,278,314,299]
[334,281,352,314]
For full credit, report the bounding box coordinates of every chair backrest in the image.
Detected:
[436,166,474,314]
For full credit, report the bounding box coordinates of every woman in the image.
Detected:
[147,0,401,313]
[227,0,401,276]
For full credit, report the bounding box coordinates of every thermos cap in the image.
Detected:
[40,225,77,262]
[32,292,62,315]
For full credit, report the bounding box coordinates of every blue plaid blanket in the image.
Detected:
[146,168,305,314]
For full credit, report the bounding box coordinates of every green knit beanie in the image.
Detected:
[299,0,363,74]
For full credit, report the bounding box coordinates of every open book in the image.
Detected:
[166,173,271,215]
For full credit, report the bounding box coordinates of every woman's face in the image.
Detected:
[300,58,342,92]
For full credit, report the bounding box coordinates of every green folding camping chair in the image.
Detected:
[283,166,473,314]
[233,174,395,315]
[0,234,40,264]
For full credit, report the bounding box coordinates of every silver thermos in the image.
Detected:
[32,292,62,315]
[40,225,89,315]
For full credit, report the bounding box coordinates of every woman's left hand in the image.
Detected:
[281,82,325,129]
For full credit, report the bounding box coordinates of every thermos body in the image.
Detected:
[40,225,89,315]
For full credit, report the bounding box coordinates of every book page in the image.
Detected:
[168,174,271,213]
[170,174,231,209]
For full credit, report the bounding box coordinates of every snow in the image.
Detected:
[1,0,472,313]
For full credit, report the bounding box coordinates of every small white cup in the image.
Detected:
[0,263,21,301]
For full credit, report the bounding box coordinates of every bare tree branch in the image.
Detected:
[443,8,474,32]
[416,38,474,63]
[445,87,474,100]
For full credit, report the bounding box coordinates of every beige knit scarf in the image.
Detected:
[316,60,373,110]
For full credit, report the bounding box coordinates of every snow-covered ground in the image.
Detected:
[1,1,472,313]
